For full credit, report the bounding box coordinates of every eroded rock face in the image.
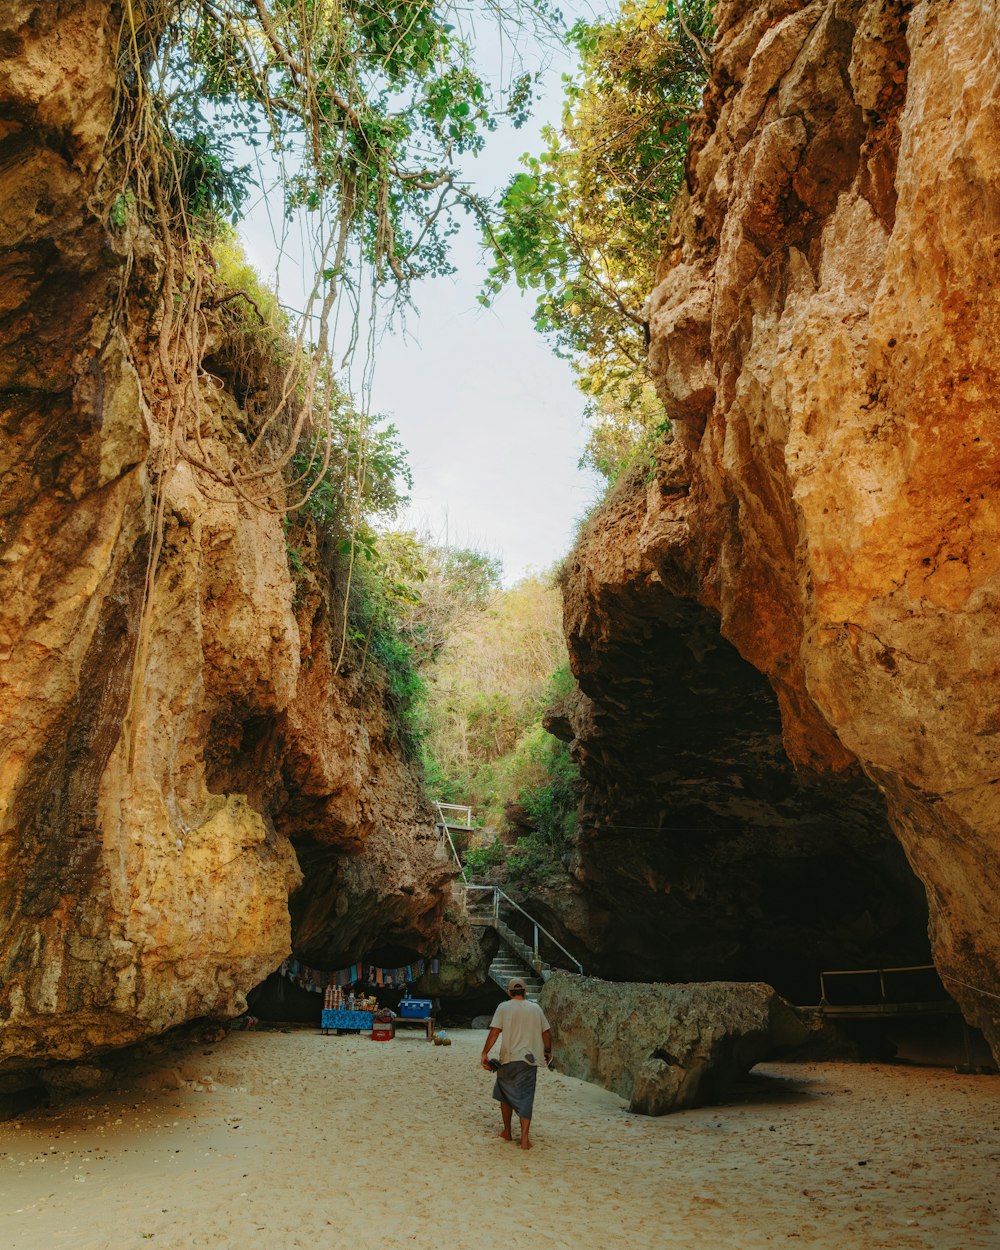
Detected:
[540,972,786,1115]
[560,0,999,1058]
[0,1,453,1069]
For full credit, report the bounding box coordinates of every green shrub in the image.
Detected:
[506,832,559,881]
[420,574,568,823]
[346,558,427,756]
[167,130,253,225]
[463,836,507,880]
[506,736,579,876]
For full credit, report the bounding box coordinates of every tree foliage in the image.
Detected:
[127,0,558,290]
[337,531,503,754]
[481,0,711,478]
[110,2,562,702]
[386,536,504,664]
[579,376,670,483]
[289,404,413,536]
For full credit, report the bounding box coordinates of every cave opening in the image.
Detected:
[558,591,933,1005]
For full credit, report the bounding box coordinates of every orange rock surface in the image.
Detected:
[566,0,998,1055]
[0,1,451,1069]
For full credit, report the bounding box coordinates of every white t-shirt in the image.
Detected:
[490,998,551,1066]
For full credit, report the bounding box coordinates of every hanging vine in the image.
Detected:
[104,0,557,755]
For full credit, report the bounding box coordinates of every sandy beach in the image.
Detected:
[1,1027,997,1250]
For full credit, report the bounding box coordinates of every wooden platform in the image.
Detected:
[393,1016,435,1040]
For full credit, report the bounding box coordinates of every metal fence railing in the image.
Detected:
[460,883,583,975]
[433,801,583,977]
[817,964,952,1013]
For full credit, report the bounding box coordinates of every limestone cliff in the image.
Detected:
[0,1,453,1070]
[557,0,999,1056]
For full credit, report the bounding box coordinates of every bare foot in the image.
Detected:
[520,1139,532,1150]
[499,1129,513,1141]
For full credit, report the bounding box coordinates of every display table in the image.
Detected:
[322,1009,373,1034]
[393,1015,434,1041]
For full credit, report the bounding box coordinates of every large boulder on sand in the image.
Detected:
[540,972,800,1115]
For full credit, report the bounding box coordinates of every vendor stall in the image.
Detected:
[276,957,439,1040]
[322,988,378,1034]
[321,1009,373,1035]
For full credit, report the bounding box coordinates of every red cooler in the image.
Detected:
[372,1020,394,1042]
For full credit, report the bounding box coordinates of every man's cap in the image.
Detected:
[508,978,527,993]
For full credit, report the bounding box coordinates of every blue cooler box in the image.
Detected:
[398,998,432,1019]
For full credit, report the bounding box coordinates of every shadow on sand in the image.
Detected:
[721,1067,823,1109]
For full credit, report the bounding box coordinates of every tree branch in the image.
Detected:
[674,2,711,73]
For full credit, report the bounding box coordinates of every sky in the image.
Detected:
[237,5,606,585]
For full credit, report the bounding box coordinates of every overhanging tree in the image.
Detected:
[109,0,558,702]
[481,0,711,480]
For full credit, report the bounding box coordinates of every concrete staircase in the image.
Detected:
[441,819,585,998]
[487,921,547,1002]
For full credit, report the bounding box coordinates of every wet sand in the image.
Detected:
[1,1027,997,1250]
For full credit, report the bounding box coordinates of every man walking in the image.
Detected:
[480,978,552,1150]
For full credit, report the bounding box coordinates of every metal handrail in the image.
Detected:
[460,884,583,975]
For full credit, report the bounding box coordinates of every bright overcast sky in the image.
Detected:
[238,4,607,584]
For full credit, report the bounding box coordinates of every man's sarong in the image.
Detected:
[492,1060,537,1120]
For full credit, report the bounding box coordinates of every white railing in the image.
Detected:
[433,801,584,976]
[461,883,584,975]
[433,801,464,871]
[436,802,474,829]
